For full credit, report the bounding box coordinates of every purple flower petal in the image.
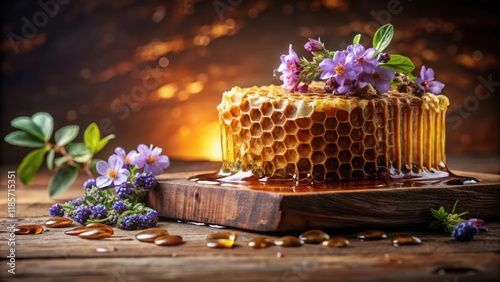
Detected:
[113,174,128,186]
[96,160,110,175]
[428,81,445,94]
[96,176,112,188]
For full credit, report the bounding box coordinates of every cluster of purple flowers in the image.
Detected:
[452,218,488,242]
[277,44,307,92]
[96,144,169,188]
[319,44,394,94]
[48,144,169,230]
[277,37,444,95]
[118,210,158,230]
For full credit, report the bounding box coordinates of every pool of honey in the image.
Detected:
[188,168,479,192]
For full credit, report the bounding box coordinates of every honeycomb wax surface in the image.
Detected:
[217,82,450,182]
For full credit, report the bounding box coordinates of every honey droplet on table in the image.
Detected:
[391,235,422,246]
[65,227,88,236]
[154,235,184,246]
[135,228,169,243]
[206,238,235,248]
[14,225,43,235]
[357,230,387,240]
[248,237,274,249]
[299,230,330,244]
[96,246,116,253]
[85,223,114,235]
[78,229,112,240]
[321,236,350,248]
[206,231,238,241]
[45,217,73,228]
[274,236,304,247]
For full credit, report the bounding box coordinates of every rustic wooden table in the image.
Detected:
[1,156,499,282]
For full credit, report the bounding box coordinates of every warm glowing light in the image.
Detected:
[194,35,210,46]
[171,121,221,161]
[186,81,204,94]
[178,125,191,137]
[157,83,178,99]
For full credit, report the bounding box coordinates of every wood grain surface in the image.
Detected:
[1,205,499,282]
[148,170,500,231]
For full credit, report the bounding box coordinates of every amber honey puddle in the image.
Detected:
[189,169,479,192]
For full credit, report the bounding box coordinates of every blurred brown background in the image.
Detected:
[1,0,499,166]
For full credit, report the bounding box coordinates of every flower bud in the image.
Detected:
[304,38,322,52]
[377,52,390,63]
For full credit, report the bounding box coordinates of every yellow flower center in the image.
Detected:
[335,65,345,75]
[108,169,118,179]
[148,156,156,164]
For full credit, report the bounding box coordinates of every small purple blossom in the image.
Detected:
[304,38,322,52]
[49,203,64,217]
[416,65,445,94]
[319,51,357,94]
[115,181,134,200]
[115,147,139,168]
[131,144,170,176]
[468,218,489,232]
[83,179,96,191]
[361,67,395,93]
[92,204,108,219]
[348,44,378,74]
[452,220,479,241]
[113,201,129,214]
[96,154,130,188]
[277,44,303,92]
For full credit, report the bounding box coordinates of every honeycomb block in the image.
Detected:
[217,82,450,182]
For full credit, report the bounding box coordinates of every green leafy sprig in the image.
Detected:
[4,112,115,198]
[429,200,469,234]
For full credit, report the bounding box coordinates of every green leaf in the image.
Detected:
[90,158,100,175]
[94,134,115,154]
[54,156,69,168]
[31,112,54,141]
[373,23,394,54]
[4,131,46,148]
[18,147,49,185]
[379,54,415,74]
[66,143,92,163]
[48,165,79,198]
[84,123,100,154]
[430,208,444,220]
[11,116,45,141]
[451,199,459,214]
[55,125,79,146]
[46,149,55,171]
[353,34,361,45]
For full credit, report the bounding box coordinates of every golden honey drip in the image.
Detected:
[216,82,450,182]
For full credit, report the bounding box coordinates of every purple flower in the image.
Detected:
[468,218,489,232]
[96,154,130,188]
[278,44,302,92]
[83,178,96,191]
[304,38,322,52]
[416,65,445,94]
[361,67,395,93]
[452,220,479,241]
[115,147,139,168]
[319,51,357,83]
[348,44,378,74]
[49,204,64,217]
[319,51,357,94]
[131,144,170,176]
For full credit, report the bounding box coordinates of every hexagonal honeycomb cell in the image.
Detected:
[217,82,450,182]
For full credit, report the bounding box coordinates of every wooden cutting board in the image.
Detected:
[147,170,500,232]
